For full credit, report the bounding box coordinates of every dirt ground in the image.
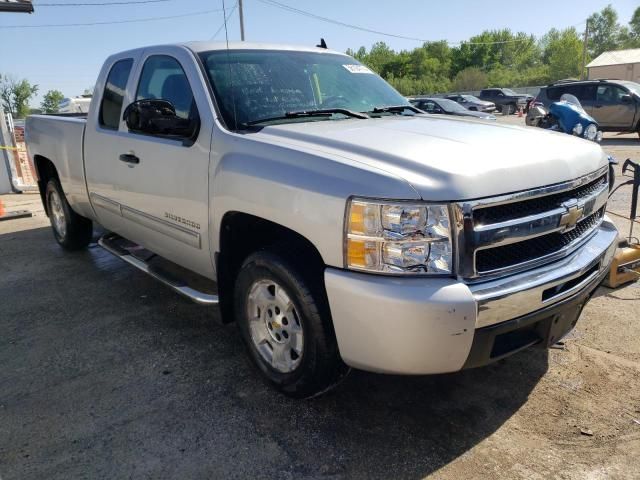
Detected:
[0,117,639,479]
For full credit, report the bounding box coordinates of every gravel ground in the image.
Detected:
[0,117,639,479]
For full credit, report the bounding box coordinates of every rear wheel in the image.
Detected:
[45,178,93,250]
[234,250,347,398]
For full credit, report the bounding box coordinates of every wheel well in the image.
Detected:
[33,155,59,216]
[216,212,326,323]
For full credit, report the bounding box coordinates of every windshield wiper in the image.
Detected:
[243,108,368,127]
[370,105,423,114]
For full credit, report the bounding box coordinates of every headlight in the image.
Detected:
[595,131,603,143]
[345,199,453,275]
[572,123,584,136]
[584,123,598,141]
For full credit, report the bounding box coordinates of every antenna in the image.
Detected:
[222,0,238,130]
[316,38,327,49]
[238,0,245,41]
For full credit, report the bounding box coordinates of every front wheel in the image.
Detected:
[45,178,93,250]
[234,250,347,398]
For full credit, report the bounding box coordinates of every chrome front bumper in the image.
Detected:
[469,218,618,328]
[324,219,618,375]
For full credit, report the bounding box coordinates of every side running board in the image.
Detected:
[98,232,219,306]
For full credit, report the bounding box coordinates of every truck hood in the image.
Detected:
[255,115,607,201]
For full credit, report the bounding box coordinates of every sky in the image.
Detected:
[0,0,638,105]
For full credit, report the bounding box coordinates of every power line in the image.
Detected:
[210,2,237,40]
[34,0,171,6]
[255,0,553,46]
[0,8,224,29]
[256,0,431,43]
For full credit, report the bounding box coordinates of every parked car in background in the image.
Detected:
[59,95,93,114]
[479,88,531,114]
[408,97,497,120]
[445,94,496,112]
[532,79,640,136]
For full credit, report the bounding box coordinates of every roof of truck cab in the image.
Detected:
[182,41,347,56]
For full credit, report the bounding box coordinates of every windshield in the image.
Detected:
[461,95,480,102]
[437,98,467,113]
[560,93,585,111]
[621,81,640,96]
[198,49,409,129]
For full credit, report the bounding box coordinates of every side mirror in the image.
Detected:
[123,99,196,138]
[621,94,632,104]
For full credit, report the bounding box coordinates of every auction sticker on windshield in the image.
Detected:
[343,64,373,74]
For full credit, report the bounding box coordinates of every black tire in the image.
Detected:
[45,178,93,251]
[469,106,477,111]
[234,249,347,398]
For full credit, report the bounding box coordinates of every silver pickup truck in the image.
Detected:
[26,42,618,397]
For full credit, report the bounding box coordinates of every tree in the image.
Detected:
[587,5,621,57]
[618,6,640,49]
[631,6,640,39]
[0,74,39,118]
[452,67,487,91]
[541,28,583,80]
[41,90,65,114]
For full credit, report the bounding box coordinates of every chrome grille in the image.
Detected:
[457,167,609,279]
[475,208,605,272]
[473,175,607,226]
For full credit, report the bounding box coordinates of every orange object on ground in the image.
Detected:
[0,198,32,222]
[518,107,523,117]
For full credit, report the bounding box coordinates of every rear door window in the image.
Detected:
[420,101,439,112]
[546,84,596,102]
[99,58,133,130]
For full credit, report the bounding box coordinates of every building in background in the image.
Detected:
[587,48,640,82]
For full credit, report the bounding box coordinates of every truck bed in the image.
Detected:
[25,114,91,218]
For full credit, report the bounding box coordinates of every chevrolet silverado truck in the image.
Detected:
[26,42,618,398]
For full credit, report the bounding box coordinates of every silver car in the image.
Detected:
[446,94,496,112]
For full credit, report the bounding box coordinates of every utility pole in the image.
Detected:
[581,20,589,80]
[238,0,245,41]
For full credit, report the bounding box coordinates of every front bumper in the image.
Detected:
[324,219,618,375]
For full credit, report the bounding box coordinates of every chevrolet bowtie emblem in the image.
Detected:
[559,200,584,231]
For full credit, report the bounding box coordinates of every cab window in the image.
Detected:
[99,58,133,130]
[135,55,199,125]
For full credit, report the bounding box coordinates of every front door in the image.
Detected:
[593,84,636,129]
[85,47,215,279]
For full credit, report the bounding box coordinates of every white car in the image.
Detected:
[26,42,617,397]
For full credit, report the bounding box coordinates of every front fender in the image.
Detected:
[209,136,419,268]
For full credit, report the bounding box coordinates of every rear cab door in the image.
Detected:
[84,45,216,279]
